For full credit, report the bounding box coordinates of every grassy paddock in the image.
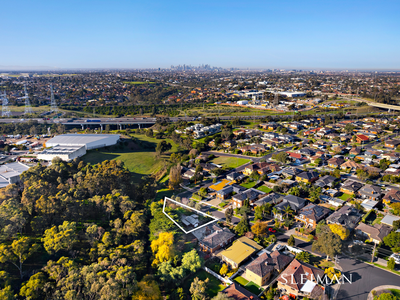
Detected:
[211,156,250,169]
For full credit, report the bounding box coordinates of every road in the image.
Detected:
[337,257,400,300]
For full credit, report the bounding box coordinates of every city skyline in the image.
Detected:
[1,0,400,70]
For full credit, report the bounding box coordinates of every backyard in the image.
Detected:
[183,269,226,298]
[240,181,258,189]
[257,186,273,194]
[233,275,263,295]
[338,193,353,201]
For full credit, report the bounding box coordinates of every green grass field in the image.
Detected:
[183,269,225,298]
[245,282,262,295]
[211,156,250,169]
[257,186,272,193]
[389,289,400,298]
[240,181,257,189]
[83,134,179,181]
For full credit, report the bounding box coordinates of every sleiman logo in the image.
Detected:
[280,273,353,285]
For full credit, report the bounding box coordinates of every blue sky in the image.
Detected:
[1,0,399,69]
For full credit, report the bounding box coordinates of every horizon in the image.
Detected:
[1,0,400,70]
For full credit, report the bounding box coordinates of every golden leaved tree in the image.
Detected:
[151,232,175,266]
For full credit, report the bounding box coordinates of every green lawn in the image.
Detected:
[240,181,257,189]
[211,156,250,169]
[257,186,272,193]
[245,282,262,295]
[234,276,249,286]
[338,193,353,201]
[183,269,225,298]
[83,134,179,181]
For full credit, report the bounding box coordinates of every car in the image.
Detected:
[353,240,363,245]
[276,244,285,251]
[390,254,400,264]
[268,228,276,233]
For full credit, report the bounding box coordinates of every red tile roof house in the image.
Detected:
[277,259,326,299]
[356,134,369,143]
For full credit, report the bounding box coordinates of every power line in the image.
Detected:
[50,84,58,113]
[23,83,33,115]
[1,91,12,117]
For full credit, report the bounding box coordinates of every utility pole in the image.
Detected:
[371,242,376,263]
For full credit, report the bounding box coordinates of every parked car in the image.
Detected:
[268,228,277,233]
[390,254,400,264]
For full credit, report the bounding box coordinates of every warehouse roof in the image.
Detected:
[46,134,119,147]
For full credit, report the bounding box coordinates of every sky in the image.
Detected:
[1,0,400,70]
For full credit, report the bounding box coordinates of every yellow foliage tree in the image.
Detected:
[151,232,174,266]
[328,224,350,240]
[325,267,341,283]
[132,275,162,300]
[251,221,268,236]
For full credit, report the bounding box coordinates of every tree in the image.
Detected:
[169,164,182,189]
[190,277,209,300]
[325,267,341,282]
[387,257,396,270]
[212,293,234,300]
[235,214,250,236]
[254,206,264,221]
[383,232,400,252]
[288,235,295,247]
[390,203,400,216]
[181,249,202,273]
[225,207,233,224]
[272,207,279,219]
[312,231,342,260]
[344,124,355,134]
[132,275,162,300]
[219,264,228,276]
[151,232,175,266]
[0,237,39,279]
[251,221,268,236]
[198,187,208,197]
[273,152,288,163]
[295,251,310,263]
[42,221,77,254]
[328,224,350,240]
[156,141,172,156]
[378,293,397,300]
[393,220,400,231]
[19,272,47,299]
[157,261,184,283]
[283,205,293,218]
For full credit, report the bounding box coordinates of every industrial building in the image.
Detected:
[0,162,30,188]
[39,134,120,161]
[45,134,120,150]
[37,145,86,162]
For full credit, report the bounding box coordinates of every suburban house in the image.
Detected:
[209,179,234,192]
[295,204,331,228]
[222,283,260,300]
[326,206,362,232]
[277,259,325,299]
[199,227,236,253]
[216,184,246,201]
[243,162,269,176]
[356,134,369,143]
[231,189,265,208]
[355,223,392,244]
[253,193,285,207]
[227,171,246,182]
[327,157,345,168]
[314,175,338,188]
[340,160,361,170]
[220,237,263,268]
[274,195,307,220]
[383,188,400,205]
[380,215,400,227]
[245,250,293,286]
[385,139,400,149]
[340,180,364,195]
[349,147,361,156]
[281,167,303,178]
[358,184,382,201]
[296,171,319,184]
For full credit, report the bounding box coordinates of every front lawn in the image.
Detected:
[183,269,225,298]
[211,156,251,169]
[257,186,272,194]
[338,193,353,201]
[245,282,262,295]
[240,181,257,189]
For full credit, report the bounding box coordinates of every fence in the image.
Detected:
[203,266,233,285]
